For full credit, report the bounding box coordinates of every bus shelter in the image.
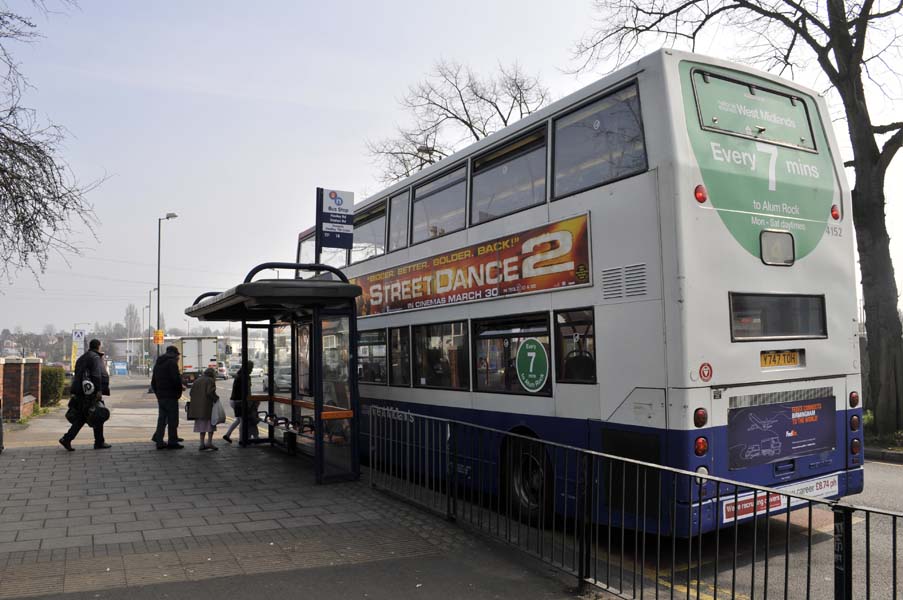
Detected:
[186,262,361,483]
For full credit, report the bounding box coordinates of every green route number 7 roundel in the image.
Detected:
[516,338,549,393]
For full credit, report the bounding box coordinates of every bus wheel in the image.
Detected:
[504,436,551,521]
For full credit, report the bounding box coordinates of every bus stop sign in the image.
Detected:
[316,188,354,250]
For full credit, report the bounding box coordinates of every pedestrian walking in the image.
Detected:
[151,345,185,449]
[188,367,220,450]
[60,339,112,451]
[222,361,257,443]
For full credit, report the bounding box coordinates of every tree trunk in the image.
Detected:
[852,172,903,435]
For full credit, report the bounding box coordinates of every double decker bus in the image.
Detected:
[297,49,863,531]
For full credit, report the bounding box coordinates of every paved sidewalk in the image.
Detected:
[0,379,575,599]
[1,376,165,448]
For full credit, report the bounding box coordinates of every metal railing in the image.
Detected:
[368,408,902,599]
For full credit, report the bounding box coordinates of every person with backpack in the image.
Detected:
[60,339,111,451]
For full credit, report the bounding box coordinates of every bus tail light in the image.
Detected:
[850,415,860,431]
[831,205,841,220]
[693,408,708,428]
[851,438,861,455]
[849,391,859,408]
[694,437,708,456]
[694,185,708,203]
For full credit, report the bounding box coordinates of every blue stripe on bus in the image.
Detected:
[361,397,863,535]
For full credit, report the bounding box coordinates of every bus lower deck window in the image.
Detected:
[473,314,552,396]
[358,330,387,384]
[413,321,469,390]
[389,327,410,386]
[555,309,596,383]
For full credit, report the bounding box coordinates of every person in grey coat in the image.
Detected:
[188,367,220,451]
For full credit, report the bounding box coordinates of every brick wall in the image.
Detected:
[1,358,24,421]
[23,359,42,409]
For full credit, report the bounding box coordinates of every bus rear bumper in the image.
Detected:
[673,467,866,536]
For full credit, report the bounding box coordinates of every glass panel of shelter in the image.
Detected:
[291,320,315,447]
[241,324,269,444]
[320,315,354,478]
[269,324,293,444]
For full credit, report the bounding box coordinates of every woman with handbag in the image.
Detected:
[187,368,222,451]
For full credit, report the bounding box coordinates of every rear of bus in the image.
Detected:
[659,52,863,531]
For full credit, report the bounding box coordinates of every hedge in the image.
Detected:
[41,366,67,406]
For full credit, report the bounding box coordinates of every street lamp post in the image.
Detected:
[141,303,150,375]
[156,213,178,359]
[148,288,156,343]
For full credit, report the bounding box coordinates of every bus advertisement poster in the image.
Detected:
[727,396,836,470]
[352,214,591,317]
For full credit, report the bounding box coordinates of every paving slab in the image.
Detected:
[0,377,581,599]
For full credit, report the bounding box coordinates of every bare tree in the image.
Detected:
[0,3,98,280]
[574,0,903,435]
[368,60,550,183]
[124,303,140,338]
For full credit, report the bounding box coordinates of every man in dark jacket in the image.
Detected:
[60,339,111,451]
[151,345,185,449]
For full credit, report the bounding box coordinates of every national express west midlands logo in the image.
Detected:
[368,404,415,424]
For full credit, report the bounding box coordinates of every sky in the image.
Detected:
[1,0,901,334]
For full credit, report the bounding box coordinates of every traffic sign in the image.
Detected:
[71,329,86,371]
[153,330,164,345]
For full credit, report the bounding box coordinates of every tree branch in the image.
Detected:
[874,122,903,134]
[879,126,903,172]
[866,0,903,20]
[369,61,548,182]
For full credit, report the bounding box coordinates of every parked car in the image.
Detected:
[263,366,292,393]
[250,366,265,377]
[227,363,242,377]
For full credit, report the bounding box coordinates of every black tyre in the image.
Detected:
[503,436,552,522]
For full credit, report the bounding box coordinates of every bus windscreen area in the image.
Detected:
[730,293,826,341]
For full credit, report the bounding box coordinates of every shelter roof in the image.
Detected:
[185,279,361,322]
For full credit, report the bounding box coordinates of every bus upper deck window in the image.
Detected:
[760,230,795,266]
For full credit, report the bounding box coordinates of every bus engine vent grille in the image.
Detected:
[601,264,648,300]
[624,264,647,297]
[601,268,623,299]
